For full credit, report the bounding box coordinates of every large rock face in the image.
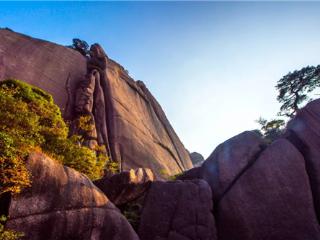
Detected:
[6,152,139,240]
[284,99,320,221]
[0,29,86,118]
[201,131,267,202]
[0,29,192,178]
[217,139,320,240]
[180,106,320,239]
[138,180,217,240]
[105,67,193,178]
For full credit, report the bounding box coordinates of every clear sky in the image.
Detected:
[1,2,320,158]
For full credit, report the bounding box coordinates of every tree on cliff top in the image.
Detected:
[258,65,320,141]
[256,117,285,142]
[68,38,89,57]
[276,65,320,118]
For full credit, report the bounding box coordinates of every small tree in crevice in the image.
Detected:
[256,118,285,143]
[68,38,90,57]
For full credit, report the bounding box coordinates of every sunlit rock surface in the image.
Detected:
[0,29,193,178]
[6,152,139,240]
[94,168,154,206]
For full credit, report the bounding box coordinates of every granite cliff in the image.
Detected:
[0,29,193,178]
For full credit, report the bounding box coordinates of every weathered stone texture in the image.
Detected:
[201,131,267,202]
[285,99,320,221]
[0,29,86,119]
[138,180,217,240]
[217,139,320,240]
[6,152,139,240]
[105,68,193,178]
[94,168,154,206]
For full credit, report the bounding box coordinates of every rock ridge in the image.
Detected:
[0,29,193,178]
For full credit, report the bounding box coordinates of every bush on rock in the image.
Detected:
[0,79,108,196]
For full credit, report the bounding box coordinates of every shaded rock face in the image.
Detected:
[0,29,192,178]
[176,167,202,181]
[6,152,139,240]
[189,152,204,167]
[284,99,320,222]
[94,168,154,206]
[217,139,320,240]
[201,131,267,202]
[72,43,112,156]
[138,180,217,240]
[183,112,320,239]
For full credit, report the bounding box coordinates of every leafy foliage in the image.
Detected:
[68,38,89,57]
[168,172,182,181]
[276,65,320,117]
[256,117,285,143]
[0,79,108,196]
[258,65,320,141]
[0,215,23,240]
[77,115,95,132]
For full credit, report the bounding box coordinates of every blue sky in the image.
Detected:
[1,2,320,157]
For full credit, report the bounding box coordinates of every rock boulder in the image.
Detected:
[6,152,139,240]
[189,152,205,167]
[284,98,320,221]
[138,180,217,240]
[201,131,267,202]
[94,168,154,206]
[217,139,320,240]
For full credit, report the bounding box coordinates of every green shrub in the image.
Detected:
[121,203,141,231]
[0,79,109,196]
[0,215,23,240]
[168,172,182,181]
[159,168,169,178]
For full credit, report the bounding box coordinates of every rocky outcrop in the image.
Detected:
[105,68,193,178]
[6,152,139,240]
[138,180,217,240]
[0,29,86,118]
[217,139,320,240]
[72,43,112,157]
[178,102,320,239]
[284,99,320,222]
[201,131,267,202]
[0,29,193,178]
[94,168,154,206]
[189,152,204,167]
